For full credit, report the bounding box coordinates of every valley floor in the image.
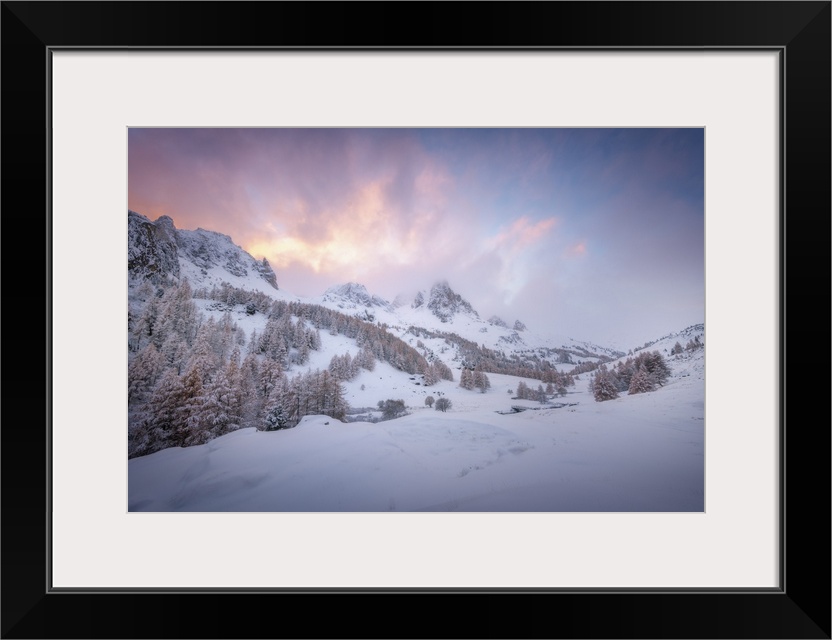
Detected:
[128,365,705,512]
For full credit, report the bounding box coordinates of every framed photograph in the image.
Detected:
[125,125,707,515]
[4,2,829,638]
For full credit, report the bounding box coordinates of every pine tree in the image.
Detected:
[590,365,619,402]
[263,385,288,431]
[433,359,454,382]
[134,369,187,456]
[628,364,654,395]
[473,370,491,393]
[422,362,439,386]
[179,363,206,446]
[639,351,671,387]
[190,368,241,444]
[128,343,164,402]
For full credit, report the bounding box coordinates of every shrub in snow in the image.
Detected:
[425,396,435,408]
[435,397,452,412]
[264,404,288,430]
[378,399,407,420]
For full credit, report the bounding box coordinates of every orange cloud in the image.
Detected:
[243,171,453,280]
[488,216,558,253]
[566,241,587,257]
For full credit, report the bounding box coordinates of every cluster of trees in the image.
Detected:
[588,350,671,402]
[328,349,376,382]
[459,368,491,393]
[129,325,348,457]
[261,369,348,431]
[515,380,567,403]
[671,336,703,355]
[253,314,321,366]
[129,279,203,357]
[129,280,468,457]
[193,282,275,315]
[405,326,590,385]
[195,283,431,376]
[419,358,454,386]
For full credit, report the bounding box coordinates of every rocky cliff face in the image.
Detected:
[128,211,180,284]
[127,210,278,290]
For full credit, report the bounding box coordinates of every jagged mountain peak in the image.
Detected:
[426,280,479,323]
[488,315,509,328]
[322,282,391,310]
[127,210,278,291]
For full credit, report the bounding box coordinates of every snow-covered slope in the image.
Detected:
[309,280,621,371]
[129,345,705,512]
[127,212,704,512]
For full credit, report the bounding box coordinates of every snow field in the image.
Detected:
[129,349,704,512]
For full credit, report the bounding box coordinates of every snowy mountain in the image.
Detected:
[488,315,509,328]
[127,210,704,513]
[128,210,278,293]
[321,282,392,312]
[419,280,480,323]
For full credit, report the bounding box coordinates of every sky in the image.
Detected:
[128,128,704,349]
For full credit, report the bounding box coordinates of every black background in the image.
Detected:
[2,2,829,638]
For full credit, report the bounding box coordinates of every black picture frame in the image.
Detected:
[2,2,829,638]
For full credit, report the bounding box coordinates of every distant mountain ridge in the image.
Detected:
[322,282,392,311]
[127,210,699,360]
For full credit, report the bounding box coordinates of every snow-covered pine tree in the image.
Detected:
[422,362,439,386]
[238,353,262,429]
[628,364,654,395]
[638,351,671,387]
[589,365,619,402]
[263,385,288,431]
[473,370,491,393]
[189,367,241,444]
[432,359,454,382]
[130,368,184,458]
[128,343,164,402]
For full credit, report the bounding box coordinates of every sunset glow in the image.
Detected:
[128,128,704,347]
